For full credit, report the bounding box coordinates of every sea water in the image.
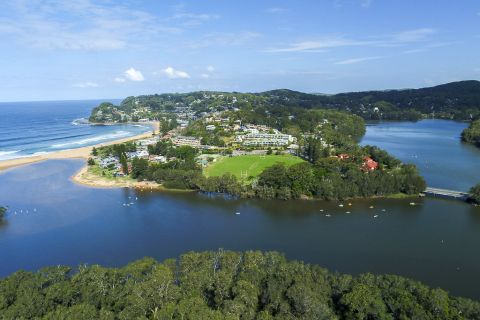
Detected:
[0,100,151,160]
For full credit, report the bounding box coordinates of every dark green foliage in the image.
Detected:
[254,159,425,200]
[91,81,480,124]
[0,251,479,319]
[462,119,480,148]
[131,157,149,179]
[0,206,6,221]
[87,158,95,166]
[469,184,480,204]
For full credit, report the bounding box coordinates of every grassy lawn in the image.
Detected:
[88,164,135,183]
[204,154,304,180]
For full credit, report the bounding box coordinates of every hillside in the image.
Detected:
[1,250,479,319]
[89,81,480,123]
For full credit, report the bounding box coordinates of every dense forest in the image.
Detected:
[470,184,480,205]
[90,80,480,122]
[461,119,480,148]
[1,250,479,319]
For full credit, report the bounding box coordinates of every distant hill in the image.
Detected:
[261,80,480,120]
[90,81,480,123]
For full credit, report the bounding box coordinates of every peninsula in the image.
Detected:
[80,91,426,200]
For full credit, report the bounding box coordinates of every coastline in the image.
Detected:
[71,164,163,189]
[0,121,159,172]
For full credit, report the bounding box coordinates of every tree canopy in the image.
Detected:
[469,184,480,204]
[1,250,479,319]
[0,206,6,221]
[462,119,480,148]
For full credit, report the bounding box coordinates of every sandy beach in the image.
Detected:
[0,121,159,172]
[72,164,162,189]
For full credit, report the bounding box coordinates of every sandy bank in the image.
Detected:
[71,165,162,189]
[0,121,159,171]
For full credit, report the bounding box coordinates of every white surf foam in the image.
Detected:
[50,131,132,148]
[0,150,21,161]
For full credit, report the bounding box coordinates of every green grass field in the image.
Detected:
[204,154,305,180]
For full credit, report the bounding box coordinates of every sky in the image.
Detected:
[0,0,479,101]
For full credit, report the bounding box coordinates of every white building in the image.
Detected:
[172,136,201,147]
[238,133,294,147]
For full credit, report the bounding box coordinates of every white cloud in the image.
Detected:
[163,67,190,79]
[187,32,261,48]
[171,13,220,20]
[361,0,373,8]
[267,28,436,53]
[0,0,180,50]
[200,73,210,79]
[266,7,287,14]
[114,77,126,83]
[73,81,99,88]
[266,38,371,53]
[335,56,382,65]
[392,28,436,42]
[206,65,215,72]
[403,48,427,54]
[124,68,145,81]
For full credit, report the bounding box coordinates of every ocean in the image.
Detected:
[0,100,151,161]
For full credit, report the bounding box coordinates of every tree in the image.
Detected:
[0,206,6,221]
[91,147,98,156]
[131,158,149,179]
[469,184,480,204]
[87,158,95,166]
[120,154,129,175]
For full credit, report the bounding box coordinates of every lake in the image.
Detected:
[361,120,480,191]
[0,120,479,299]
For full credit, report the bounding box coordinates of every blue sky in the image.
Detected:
[0,0,479,101]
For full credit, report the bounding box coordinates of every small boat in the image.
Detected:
[373,215,379,218]
[338,204,344,207]
[319,209,324,212]
[325,214,331,217]
[381,209,386,212]
[409,202,415,206]
[235,212,241,215]
[346,211,351,214]
[348,203,352,206]
[369,206,374,209]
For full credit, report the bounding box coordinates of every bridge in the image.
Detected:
[422,187,469,201]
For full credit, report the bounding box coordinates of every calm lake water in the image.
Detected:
[0,100,150,160]
[0,120,479,300]
[361,120,480,191]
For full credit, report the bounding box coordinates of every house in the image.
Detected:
[362,157,379,171]
[149,155,167,163]
[99,156,119,168]
[206,124,216,131]
[338,154,350,160]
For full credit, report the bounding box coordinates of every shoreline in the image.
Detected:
[71,164,164,189]
[0,121,159,172]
